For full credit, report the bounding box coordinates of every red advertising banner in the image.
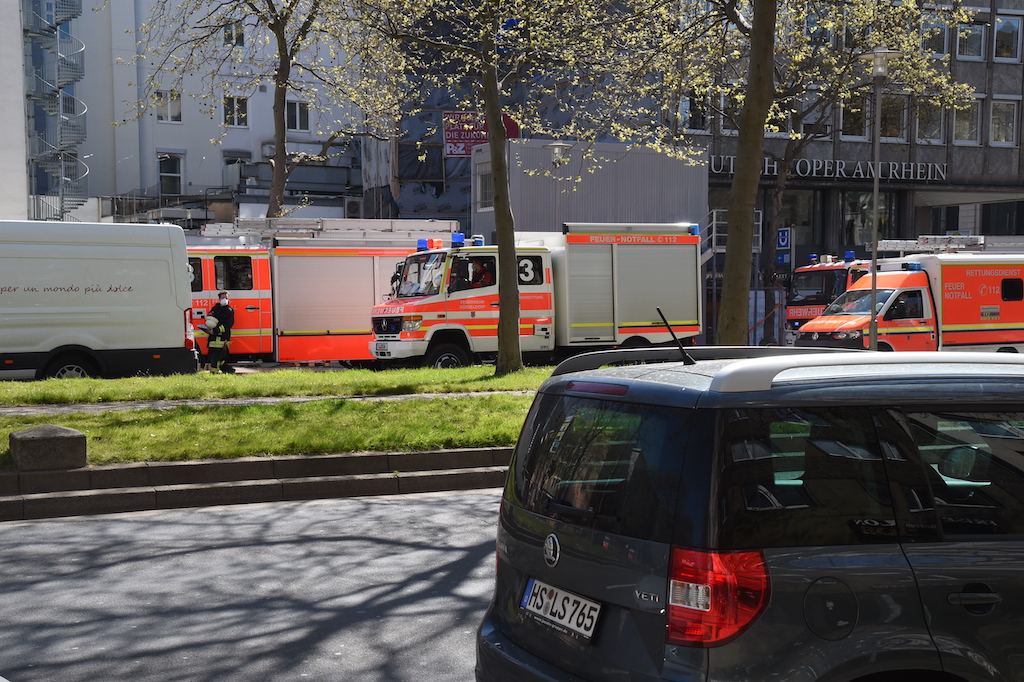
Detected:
[442,112,520,157]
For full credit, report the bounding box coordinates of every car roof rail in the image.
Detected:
[709,351,1024,393]
[550,346,853,377]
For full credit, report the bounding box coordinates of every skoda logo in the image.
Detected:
[543,533,561,567]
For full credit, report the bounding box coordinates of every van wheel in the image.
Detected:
[45,355,99,379]
[997,347,1018,353]
[424,343,471,369]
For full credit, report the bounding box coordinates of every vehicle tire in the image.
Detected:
[619,336,651,349]
[877,343,894,352]
[424,343,471,369]
[997,347,1018,353]
[45,354,99,379]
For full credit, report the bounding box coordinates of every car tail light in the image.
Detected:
[666,547,770,647]
[184,309,196,350]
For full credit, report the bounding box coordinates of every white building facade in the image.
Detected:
[69,0,361,224]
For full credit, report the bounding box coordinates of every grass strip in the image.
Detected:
[0,366,551,406]
[0,395,534,468]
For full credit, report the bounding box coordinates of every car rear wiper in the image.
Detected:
[545,498,596,521]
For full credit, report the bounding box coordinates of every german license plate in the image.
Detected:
[375,342,388,351]
[521,578,601,640]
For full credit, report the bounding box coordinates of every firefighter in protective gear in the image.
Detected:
[201,315,230,372]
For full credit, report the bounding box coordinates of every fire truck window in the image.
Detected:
[1002,278,1023,301]
[518,256,544,285]
[188,257,203,293]
[214,256,254,291]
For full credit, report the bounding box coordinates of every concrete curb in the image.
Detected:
[0,447,512,521]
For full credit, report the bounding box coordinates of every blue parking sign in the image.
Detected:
[777,227,791,250]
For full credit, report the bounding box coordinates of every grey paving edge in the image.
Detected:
[0,448,512,521]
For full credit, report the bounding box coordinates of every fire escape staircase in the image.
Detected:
[22,0,89,219]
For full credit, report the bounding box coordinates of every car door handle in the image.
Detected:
[490,302,499,307]
[948,592,1003,605]
[245,306,259,311]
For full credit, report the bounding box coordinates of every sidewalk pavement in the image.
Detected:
[1,387,521,522]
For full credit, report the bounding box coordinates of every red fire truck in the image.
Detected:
[783,253,870,345]
[187,219,459,365]
[370,223,703,367]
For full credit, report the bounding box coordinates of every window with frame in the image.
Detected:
[158,154,183,195]
[922,16,948,55]
[954,99,982,144]
[881,94,908,141]
[286,101,309,131]
[800,97,833,138]
[510,394,687,543]
[224,96,248,127]
[224,20,244,47]
[994,15,1021,60]
[721,92,742,134]
[156,90,181,123]
[677,93,708,131]
[188,257,203,293]
[991,100,1018,145]
[213,256,254,290]
[476,160,493,210]
[517,256,544,286]
[904,410,1024,537]
[841,94,868,138]
[715,407,897,548]
[958,23,985,59]
[1003,278,1024,301]
[917,100,945,143]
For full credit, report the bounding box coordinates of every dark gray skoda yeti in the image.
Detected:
[476,347,1024,682]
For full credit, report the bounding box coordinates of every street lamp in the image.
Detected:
[858,47,902,351]
[543,140,573,166]
[543,140,574,232]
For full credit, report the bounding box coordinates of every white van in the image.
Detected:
[0,221,198,379]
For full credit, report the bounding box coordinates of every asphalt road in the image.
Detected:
[0,489,502,682]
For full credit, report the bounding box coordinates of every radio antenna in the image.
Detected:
[657,306,696,365]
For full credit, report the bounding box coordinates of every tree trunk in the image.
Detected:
[481,63,524,376]
[715,0,778,345]
[267,43,292,218]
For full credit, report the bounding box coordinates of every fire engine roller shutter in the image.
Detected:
[274,255,374,334]
[616,243,699,330]
[567,244,615,342]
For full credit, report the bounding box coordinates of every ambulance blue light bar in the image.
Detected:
[452,233,465,248]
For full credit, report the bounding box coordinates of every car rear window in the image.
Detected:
[507,394,688,543]
[715,407,897,549]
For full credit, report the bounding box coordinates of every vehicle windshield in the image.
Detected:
[789,270,844,304]
[396,253,447,298]
[822,288,894,315]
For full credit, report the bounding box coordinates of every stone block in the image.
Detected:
[9,425,87,471]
